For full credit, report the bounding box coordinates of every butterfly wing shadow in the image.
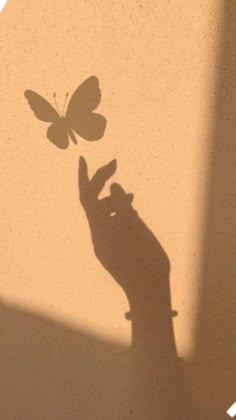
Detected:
[66,76,107,141]
[24,90,59,122]
[47,120,70,150]
[24,90,70,150]
[71,113,107,142]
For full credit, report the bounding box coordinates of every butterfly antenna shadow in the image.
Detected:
[53,93,62,117]
[63,92,69,116]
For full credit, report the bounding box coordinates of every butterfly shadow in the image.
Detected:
[24,76,107,149]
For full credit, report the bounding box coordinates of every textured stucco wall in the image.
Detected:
[1,1,234,419]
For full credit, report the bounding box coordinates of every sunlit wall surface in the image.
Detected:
[1,1,233,419]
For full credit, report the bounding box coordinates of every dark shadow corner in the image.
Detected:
[189,3,236,419]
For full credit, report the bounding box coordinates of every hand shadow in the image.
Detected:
[79,157,198,419]
[79,156,171,311]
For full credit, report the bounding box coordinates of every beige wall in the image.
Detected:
[1,1,235,419]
